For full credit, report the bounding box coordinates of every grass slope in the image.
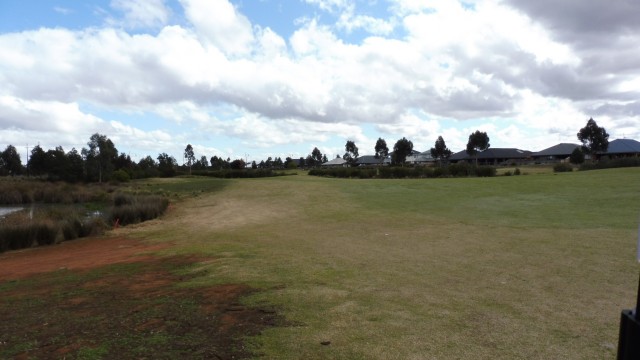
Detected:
[123,169,640,359]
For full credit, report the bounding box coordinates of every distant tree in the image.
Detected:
[392,137,413,166]
[374,138,389,165]
[343,140,359,166]
[230,159,245,170]
[66,148,84,182]
[184,144,195,175]
[157,153,177,177]
[137,155,159,178]
[82,133,117,182]
[569,147,585,165]
[195,155,209,170]
[252,160,258,169]
[430,136,452,167]
[577,118,609,161]
[466,131,490,165]
[298,157,306,168]
[0,145,22,176]
[310,147,323,167]
[322,154,328,164]
[114,152,135,179]
[28,145,47,176]
[45,146,69,180]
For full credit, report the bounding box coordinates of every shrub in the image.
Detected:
[108,194,169,226]
[504,171,512,176]
[111,169,131,183]
[514,168,521,175]
[553,163,574,173]
[475,166,497,177]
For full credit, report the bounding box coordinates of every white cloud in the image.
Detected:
[180,0,255,56]
[1,0,639,162]
[109,0,171,29]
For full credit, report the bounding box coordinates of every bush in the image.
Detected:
[109,194,169,226]
[553,163,574,172]
[514,168,521,175]
[579,157,640,171]
[111,169,131,183]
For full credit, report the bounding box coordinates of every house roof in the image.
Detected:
[356,155,390,165]
[604,139,640,154]
[449,148,531,161]
[532,143,580,157]
[322,157,347,166]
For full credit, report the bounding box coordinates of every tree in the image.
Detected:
[569,147,585,165]
[430,136,452,167]
[466,131,490,165]
[82,133,117,182]
[374,138,389,165]
[310,147,323,167]
[343,140,359,166]
[577,118,609,160]
[66,148,84,182]
[137,155,159,178]
[0,145,22,176]
[45,146,69,180]
[230,159,245,170]
[28,145,47,176]
[157,153,177,177]
[184,144,195,175]
[392,137,413,166]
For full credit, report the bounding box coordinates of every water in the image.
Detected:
[0,207,24,217]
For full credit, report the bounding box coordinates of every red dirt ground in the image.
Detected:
[0,237,284,359]
[0,236,171,281]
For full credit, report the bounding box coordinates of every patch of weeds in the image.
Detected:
[77,344,109,360]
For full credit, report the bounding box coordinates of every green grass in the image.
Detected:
[80,169,640,358]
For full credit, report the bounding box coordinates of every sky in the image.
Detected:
[1,0,639,165]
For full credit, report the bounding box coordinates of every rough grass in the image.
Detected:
[55,169,640,358]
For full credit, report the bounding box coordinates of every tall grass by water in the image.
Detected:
[0,180,170,253]
[0,207,107,253]
[0,179,114,205]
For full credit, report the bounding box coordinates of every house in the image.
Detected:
[406,151,435,165]
[449,148,532,165]
[355,155,390,166]
[601,139,640,158]
[321,157,348,167]
[531,143,581,163]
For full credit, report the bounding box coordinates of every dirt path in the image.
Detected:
[0,237,284,359]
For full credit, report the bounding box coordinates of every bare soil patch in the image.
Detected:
[0,237,284,359]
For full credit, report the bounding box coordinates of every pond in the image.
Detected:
[0,207,24,217]
[0,206,105,219]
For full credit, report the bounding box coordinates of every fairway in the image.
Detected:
[94,169,640,358]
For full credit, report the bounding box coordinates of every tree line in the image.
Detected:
[0,118,610,180]
[0,134,256,182]
[333,117,609,167]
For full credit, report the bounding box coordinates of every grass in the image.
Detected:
[7,167,640,358]
[115,168,640,359]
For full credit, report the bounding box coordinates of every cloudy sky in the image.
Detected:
[1,0,639,164]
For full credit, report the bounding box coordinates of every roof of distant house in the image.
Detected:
[356,155,390,165]
[605,138,640,154]
[322,157,347,166]
[531,143,580,157]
